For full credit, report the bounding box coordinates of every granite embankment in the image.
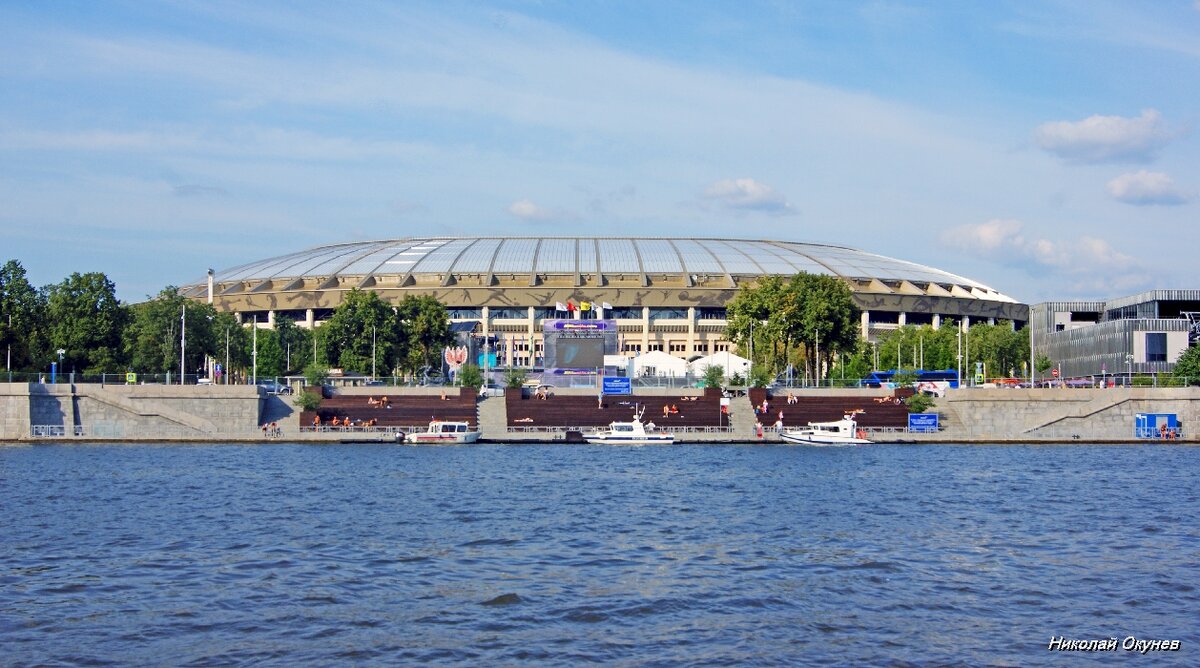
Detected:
[1,383,1197,443]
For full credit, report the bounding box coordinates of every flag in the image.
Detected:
[567,301,577,312]
[601,302,613,310]
[555,301,567,311]
[580,301,591,311]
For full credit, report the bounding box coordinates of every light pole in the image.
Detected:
[1126,353,1134,386]
[225,326,230,385]
[180,304,186,385]
[56,348,65,384]
[252,315,258,385]
[956,329,962,388]
[371,325,377,380]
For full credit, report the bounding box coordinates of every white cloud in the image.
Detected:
[506,199,574,222]
[940,219,1147,295]
[1034,109,1172,163]
[701,178,794,214]
[1105,170,1193,205]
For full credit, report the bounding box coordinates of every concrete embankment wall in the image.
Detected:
[0,383,262,441]
[3,383,1197,443]
[924,387,1200,442]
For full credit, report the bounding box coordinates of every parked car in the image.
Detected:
[257,380,293,395]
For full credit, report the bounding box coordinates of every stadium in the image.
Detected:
[181,237,1028,366]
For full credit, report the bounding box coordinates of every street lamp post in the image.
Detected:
[1126,353,1134,386]
[252,315,258,385]
[225,327,230,386]
[371,326,377,380]
[956,329,962,388]
[180,305,186,386]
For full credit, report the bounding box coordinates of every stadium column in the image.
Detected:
[267,310,275,328]
[898,312,907,327]
[305,309,314,329]
[527,307,536,367]
[932,314,941,330]
[481,305,490,348]
[641,307,651,354]
[860,311,870,340]
[687,307,696,360]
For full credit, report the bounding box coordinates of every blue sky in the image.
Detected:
[1,0,1197,303]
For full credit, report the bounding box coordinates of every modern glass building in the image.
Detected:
[1031,290,1200,379]
[181,237,1028,364]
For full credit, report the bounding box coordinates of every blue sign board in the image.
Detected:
[602,377,632,395]
[908,413,939,433]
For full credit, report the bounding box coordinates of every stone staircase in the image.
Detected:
[86,386,213,433]
[476,394,508,439]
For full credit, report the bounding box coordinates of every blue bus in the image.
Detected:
[861,369,959,390]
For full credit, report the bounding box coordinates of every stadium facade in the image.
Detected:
[182,237,1028,365]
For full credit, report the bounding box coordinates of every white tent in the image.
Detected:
[632,350,688,378]
[687,351,751,378]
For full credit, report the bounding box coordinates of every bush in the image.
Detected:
[1132,376,1154,387]
[905,393,936,414]
[457,363,483,388]
[294,391,321,412]
[504,368,528,389]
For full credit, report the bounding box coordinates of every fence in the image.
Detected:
[505,425,734,434]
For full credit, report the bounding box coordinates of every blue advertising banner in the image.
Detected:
[602,377,632,395]
[908,413,939,433]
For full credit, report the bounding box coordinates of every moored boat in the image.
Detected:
[584,406,675,445]
[405,420,481,444]
[780,411,872,446]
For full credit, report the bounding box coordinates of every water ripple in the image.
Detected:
[2,443,1199,665]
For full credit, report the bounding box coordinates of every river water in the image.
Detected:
[2,443,1197,666]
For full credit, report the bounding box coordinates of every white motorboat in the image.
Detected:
[780,412,872,446]
[405,420,481,444]
[584,406,675,445]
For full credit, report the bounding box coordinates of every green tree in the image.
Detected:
[395,294,454,375]
[124,289,232,378]
[210,312,251,381]
[320,289,400,374]
[725,272,860,378]
[748,365,773,388]
[701,364,725,388]
[457,363,483,388]
[1035,353,1054,375]
[1172,346,1200,385]
[273,318,311,373]
[45,272,128,374]
[0,260,48,371]
[250,327,286,378]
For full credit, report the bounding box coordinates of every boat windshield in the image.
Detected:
[614,424,634,432]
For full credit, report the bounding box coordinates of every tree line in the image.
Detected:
[0,260,453,380]
[723,271,1032,384]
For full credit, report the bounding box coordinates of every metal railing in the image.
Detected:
[506,425,734,434]
[298,425,419,434]
[1134,427,1186,440]
[29,425,86,437]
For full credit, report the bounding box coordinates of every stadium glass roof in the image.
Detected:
[202,237,1017,303]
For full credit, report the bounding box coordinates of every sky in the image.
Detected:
[1,0,1197,304]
